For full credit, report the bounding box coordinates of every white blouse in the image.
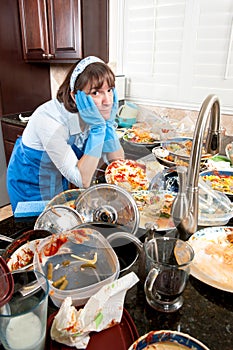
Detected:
[22,99,89,187]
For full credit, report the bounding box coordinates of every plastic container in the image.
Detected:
[149,167,233,227]
[33,228,120,307]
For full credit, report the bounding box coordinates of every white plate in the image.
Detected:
[7,239,42,271]
[188,226,233,292]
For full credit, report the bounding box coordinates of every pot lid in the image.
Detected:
[34,205,83,233]
[0,256,14,307]
[75,184,140,235]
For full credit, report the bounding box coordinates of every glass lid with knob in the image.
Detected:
[75,184,140,235]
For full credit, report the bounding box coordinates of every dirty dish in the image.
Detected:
[131,190,175,231]
[129,330,210,350]
[123,127,160,146]
[2,229,52,271]
[33,228,120,306]
[105,159,149,191]
[188,226,233,292]
[45,189,84,209]
[46,308,138,350]
[199,170,233,197]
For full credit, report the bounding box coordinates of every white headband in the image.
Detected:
[69,56,104,91]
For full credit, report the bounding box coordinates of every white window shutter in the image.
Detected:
[121,0,233,113]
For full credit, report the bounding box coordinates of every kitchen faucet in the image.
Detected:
[171,94,220,240]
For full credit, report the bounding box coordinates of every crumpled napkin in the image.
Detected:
[50,271,139,349]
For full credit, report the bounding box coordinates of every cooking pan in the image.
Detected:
[74,222,141,274]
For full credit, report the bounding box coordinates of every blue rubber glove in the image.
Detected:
[75,90,106,158]
[102,88,121,153]
[75,90,105,126]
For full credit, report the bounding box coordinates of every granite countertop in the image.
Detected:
[1,130,233,350]
[1,111,32,127]
[1,215,233,350]
[124,262,233,350]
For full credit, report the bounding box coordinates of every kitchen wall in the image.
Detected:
[49,0,233,136]
[50,66,233,136]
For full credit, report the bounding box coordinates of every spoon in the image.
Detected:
[0,235,14,243]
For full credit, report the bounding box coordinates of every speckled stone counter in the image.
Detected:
[1,132,233,350]
[124,261,233,350]
[1,214,233,350]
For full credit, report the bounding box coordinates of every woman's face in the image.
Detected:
[83,80,113,120]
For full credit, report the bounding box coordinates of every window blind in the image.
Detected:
[120,0,233,113]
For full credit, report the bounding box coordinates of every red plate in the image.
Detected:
[46,308,139,350]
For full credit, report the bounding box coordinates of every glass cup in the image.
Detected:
[144,237,194,313]
[0,270,49,350]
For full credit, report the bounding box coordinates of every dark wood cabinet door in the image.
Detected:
[18,0,82,62]
[18,0,50,60]
[47,0,82,60]
[1,122,25,164]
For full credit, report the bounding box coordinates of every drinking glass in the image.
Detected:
[144,237,194,312]
[0,270,49,350]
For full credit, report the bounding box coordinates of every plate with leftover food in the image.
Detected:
[122,124,160,146]
[2,229,52,271]
[131,190,175,231]
[105,159,149,191]
[161,137,213,160]
[46,308,139,350]
[199,170,233,197]
[188,226,233,292]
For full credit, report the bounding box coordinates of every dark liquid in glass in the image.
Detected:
[153,269,188,301]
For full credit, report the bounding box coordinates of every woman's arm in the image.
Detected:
[77,154,100,187]
[106,146,125,163]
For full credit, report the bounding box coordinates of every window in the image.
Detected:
[117,0,233,113]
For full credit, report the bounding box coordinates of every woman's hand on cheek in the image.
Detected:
[75,90,105,126]
[108,88,118,124]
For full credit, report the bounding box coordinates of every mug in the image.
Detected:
[144,237,194,312]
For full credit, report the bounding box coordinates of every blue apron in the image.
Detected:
[7,137,84,212]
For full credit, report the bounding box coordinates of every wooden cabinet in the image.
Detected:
[1,120,25,164]
[18,0,109,63]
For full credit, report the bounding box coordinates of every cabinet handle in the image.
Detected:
[42,53,55,59]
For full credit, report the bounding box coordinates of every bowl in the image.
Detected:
[128,330,210,350]
[33,228,120,307]
[199,169,233,199]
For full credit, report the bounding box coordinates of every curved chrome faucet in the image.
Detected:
[171,94,221,240]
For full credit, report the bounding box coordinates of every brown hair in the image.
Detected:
[57,61,115,113]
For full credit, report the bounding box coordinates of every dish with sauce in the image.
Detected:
[128,330,210,350]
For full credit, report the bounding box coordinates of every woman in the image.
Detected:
[7,56,124,212]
